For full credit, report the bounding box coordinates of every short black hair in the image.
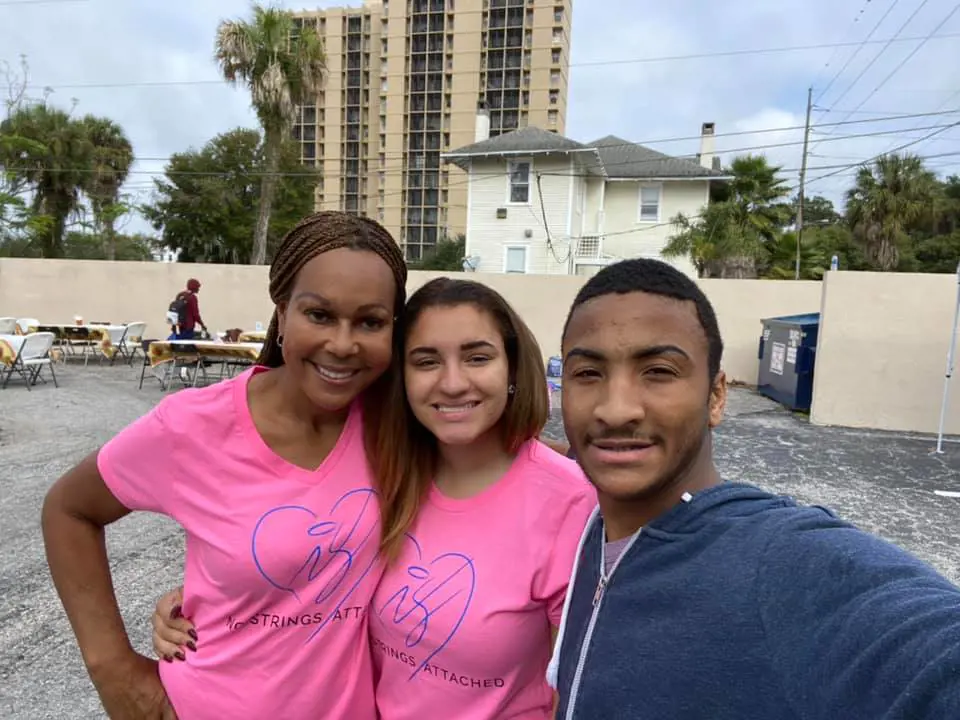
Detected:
[562,259,724,379]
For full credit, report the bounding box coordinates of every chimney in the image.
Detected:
[698,122,715,170]
[475,101,491,143]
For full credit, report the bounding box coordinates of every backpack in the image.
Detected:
[167,292,189,326]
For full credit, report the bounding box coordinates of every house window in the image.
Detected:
[639,184,661,222]
[508,160,531,203]
[504,246,528,273]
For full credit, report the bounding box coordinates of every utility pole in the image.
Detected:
[795,86,813,281]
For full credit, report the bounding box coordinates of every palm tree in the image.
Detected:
[762,231,828,280]
[81,115,133,260]
[0,103,92,257]
[664,155,791,277]
[845,153,937,271]
[215,5,326,264]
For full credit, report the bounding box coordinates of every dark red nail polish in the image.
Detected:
[163,655,173,663]
[170,605,182,620]
[188,629,198,641]
[175,651,185,661]
[186,641,197,652]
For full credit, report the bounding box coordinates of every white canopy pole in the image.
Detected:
[934,260,960,454]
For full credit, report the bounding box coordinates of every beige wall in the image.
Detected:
[9,258,959,434]
[0,258,820,387]
[811,271,960,435]
[700,279,823,386]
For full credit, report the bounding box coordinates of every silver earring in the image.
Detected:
[508,384,516,395]
[277,335,284,348]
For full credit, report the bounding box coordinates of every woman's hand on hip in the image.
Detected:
[151,586,196,662]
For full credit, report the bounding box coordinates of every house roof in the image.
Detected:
[587,135,729,179]
[443,127,731,180]
[444,126,593,157]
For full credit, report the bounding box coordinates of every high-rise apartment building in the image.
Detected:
[292,0,571,261]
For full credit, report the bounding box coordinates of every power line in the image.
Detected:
[812,0,880,81]
[875,86,960,156]
[805,118,960,187]
[829,2,960,125]
[8,122,958,179]
[812,0,930,129]
[25,31,960,92]
[52,109,960,169]
[812,0,903,106]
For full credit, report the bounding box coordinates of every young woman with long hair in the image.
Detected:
[41,212,408,720]
[152,278,595,719]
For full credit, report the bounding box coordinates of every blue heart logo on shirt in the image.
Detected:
[251,487,380,641]
[375,533,477,680]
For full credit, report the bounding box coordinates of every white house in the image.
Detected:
[443,114,730,277]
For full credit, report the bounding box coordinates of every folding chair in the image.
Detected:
[119,322,148,366]
[15,317,39,335]
[0,317,16,334]
[102,325,129,367]
[1,332,58,390]
[138,338,161,390]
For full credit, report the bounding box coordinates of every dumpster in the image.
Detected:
[757,313,820,412]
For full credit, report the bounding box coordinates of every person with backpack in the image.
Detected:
[167,279,206,340]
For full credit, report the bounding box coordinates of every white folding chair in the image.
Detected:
[2,332,58,390]
[118,322,148,366]
[15,317,39,334]
[0,317,16,334]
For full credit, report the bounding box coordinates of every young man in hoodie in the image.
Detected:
[547,258,960,719]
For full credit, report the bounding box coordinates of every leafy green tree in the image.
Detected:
[911,231,960,274]
[0,102,92,257]
[806,224,868,272]
[81,116,133,260]
[409,234,466,271]
[664,154,792,278]
[0,55,37,240]
[215,4,326,264]
[762,231,828,280]
[0,229,154,260]
[142,128,316,263]
[784,194,841,227]
[845,153,938,271]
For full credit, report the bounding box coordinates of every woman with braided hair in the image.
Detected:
[41,212,408,720]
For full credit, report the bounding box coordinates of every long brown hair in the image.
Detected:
[368,277,549,561]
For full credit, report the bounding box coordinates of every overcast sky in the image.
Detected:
[3,0,960,234]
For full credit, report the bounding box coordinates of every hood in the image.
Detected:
[643,482,792,537]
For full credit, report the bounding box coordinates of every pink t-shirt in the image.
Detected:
[369,440,597,720]
[97,366,383,720]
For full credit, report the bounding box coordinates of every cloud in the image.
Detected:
[566,0,960,207]
[1,0,958,235]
